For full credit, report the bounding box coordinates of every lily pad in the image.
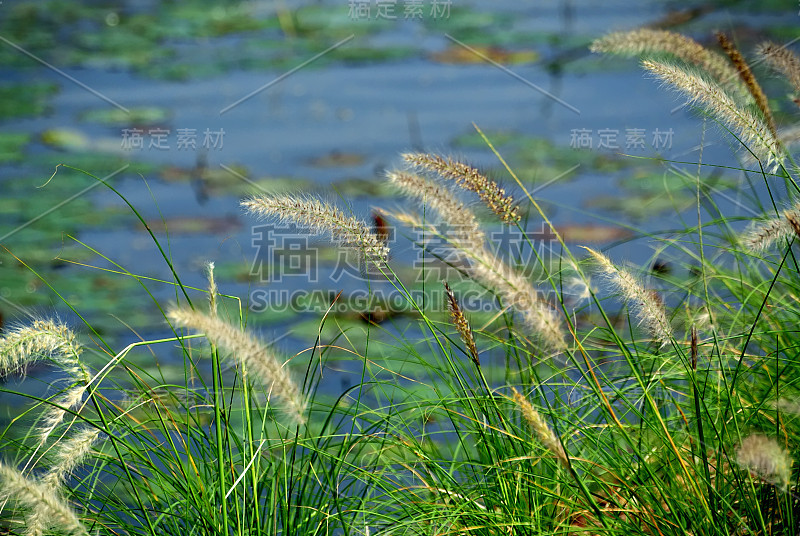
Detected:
[0,83,58,120]
[331,177,396,198]
[0,194,120,233]
[555,224,633,243]
[307,151,366,168]
[80,107,169,127]
[74,29,173,71]
[617,168,739,196]
[336,45,418,63]
[585,192,694,222]
[145,215,241,235]
[430,45,539,65]
[40,128,91,152]
[422,7,511,37]
[291,5,389,39]
[40,154,153,177]
[164,3,274,37]
[452,130,517,148]
[161,164,314,197]
[0,132,31,164]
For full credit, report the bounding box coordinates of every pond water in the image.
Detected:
[0,0,796,404]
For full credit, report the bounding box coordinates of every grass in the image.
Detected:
[1,29,800,535]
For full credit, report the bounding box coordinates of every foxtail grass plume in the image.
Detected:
[773,398,800,415]
[740,203,800,252]
[0,320,91,444]
[242,195,390,268]
[387,170,484,253]
[642,59,784,171]
[402,153,520,224]
[37,385,89,446]
[168,307,306,425]
[40,427,101,488]
[29,428,101,535]
[736,434,793,489]
[389,171,565,352]
[776,124,800,154]
[206,261,218,316]
[590,28,746,96]
[583,247,672,347]
[0,462,89,536]
[563,259,592,305]
[511,387,568,468]
[757,41,800,96]
[443,282,480,366]
[716,32,776,138]
[0,319,82,377]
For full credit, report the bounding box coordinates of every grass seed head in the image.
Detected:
[0,463,89,536]
[591,28,746,96]
[402,153,520,224]
[168,307,307,426]
[584,247,672,347]
[642,59,784,172]
[736,434,793,489]
[242,194,390,268]
[757,41,800,96]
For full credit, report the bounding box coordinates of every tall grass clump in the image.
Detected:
[0,28,799,536]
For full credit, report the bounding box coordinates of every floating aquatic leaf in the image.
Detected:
[0,83,58,120]
[292,5,388,39]
[0,133,31,164]
[331,177,396,198]
[307,152,366,168]
[555,224,633,243]
[164,3,274,38]
[144,215,241,235]
[80,107,169,127]
[430,45,539,65]
[586,192,694,221]
[422,8,511,36]
[160,164,314,197]
[452,130,517,148]
[40,153,150,175]
[336,45,418,63]
[40,129,91,152]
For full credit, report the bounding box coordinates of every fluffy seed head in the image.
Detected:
[0,319,83,377]
[643,59,784,172]
[591,29,746,96]
[736,434,793,489]
[0,320,90,444]
[168,307,306,425]
[512,387,568,467]
[402,153,520,224]
[741,203,800,252]
[37,384,88,445]
[757,41,800,95]
[584,247,672,347]
[206,261,218,316]
[0,462,89,536]
[242,195,390,268]
[444,282,479,366]
[716,31,776,138]
[40,427,101,489]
